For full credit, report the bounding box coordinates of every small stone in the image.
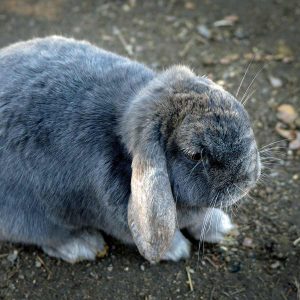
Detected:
[35,260,42,268]
[185,2,195,10]
[202,56,215,66]
[270,261,281,269]
[18,274,25,280]
[124,267,129,271]
[90,272,99,279]
[269,76,283,88]
[220,246,228,252]
[7,250,18,264]
[234,27,247,39]
[197,25,211,39]
[293,174,299,180]
[242,237,254,248]
[73,27,81,33]
[140,264,145,271]
[107,265,113,272]
[122,4,131,12]
[228,261,241,273]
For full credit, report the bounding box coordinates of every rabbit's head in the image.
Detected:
[121,66,261,263]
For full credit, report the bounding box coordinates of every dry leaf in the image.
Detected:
[289,131,300,150]
[277,104,298,124]
[276,40,294,61]
[213,15,239,27]
[275,123,297,140]
[185,2,195,10]
[220,54,239,64]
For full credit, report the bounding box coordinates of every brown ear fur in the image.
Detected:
[121,66,196,262]
[128,145,176,263]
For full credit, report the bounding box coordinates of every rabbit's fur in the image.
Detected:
[0,36,261,263]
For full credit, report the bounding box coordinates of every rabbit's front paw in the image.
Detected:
[42,230,107,263]
[187,208,235,243]
[161,230,191,262]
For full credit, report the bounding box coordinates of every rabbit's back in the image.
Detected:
[0,35,154,160]
[0,36,154,236]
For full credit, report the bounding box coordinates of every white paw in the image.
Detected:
[43,230,107,263]
[161,231,191,262]
[188,208,235,243]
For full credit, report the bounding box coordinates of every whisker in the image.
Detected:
[240,63,267,103]
[236,54,255,98]
[260,139,288,150]
[200,149,209,179]
[234,184,257,202]
[259,146,287,152]
[242,88,256,105]
[260,156,284,162]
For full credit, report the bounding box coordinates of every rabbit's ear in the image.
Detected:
[128,143,176,263]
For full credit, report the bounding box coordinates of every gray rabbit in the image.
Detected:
[0,36,261,263]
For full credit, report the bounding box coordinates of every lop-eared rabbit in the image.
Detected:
[0,36,261,263]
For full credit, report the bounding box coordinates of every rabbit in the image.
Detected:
[0,36,261,263]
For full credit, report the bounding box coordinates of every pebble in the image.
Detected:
[197,25,211,39]
[140,264,145,271]
[242,237,254,248]
[269,76,283,88]
[107,265,113,272]
[292,174,299,180]
[270,261,281,269]
[7,250,18,264]
[35,260,42,268]
[234,27,247,39]
[228,261,241,273]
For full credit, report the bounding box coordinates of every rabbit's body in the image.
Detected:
[0,36,260,263]
[0,36,152,245]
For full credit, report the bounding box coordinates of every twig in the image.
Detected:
[230,288,246,296]
[185,266,194,292]
[294,277,300,300]
[281,291,288,300]
[37,255,52,280]
[205,256,219,269]
[293,237,300,246]
[221,291,231,298]
[179,37,194,58]
[113,26,133,56]
[195,35,209,45]
[210,285,215,300]
[0,253,8,258]
[7,270,18,280]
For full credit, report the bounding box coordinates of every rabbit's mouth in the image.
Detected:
[211,184,252,208]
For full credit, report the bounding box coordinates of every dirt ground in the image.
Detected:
[0,0,299,299]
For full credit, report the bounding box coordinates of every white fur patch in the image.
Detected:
[188,208,235,243]
[43,231,106,263]
[161,230,191,262]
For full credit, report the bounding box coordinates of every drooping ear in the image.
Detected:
[128,143,176,263]
[121,66,196,262]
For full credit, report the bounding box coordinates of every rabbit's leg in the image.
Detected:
[0,204,106,263]
[186,208,235,243]
[161,230,191,262]
[42,229,107,263]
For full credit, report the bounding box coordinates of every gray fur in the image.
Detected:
[0,36,260,262]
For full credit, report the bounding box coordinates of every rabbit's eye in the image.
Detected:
[188,153,202,161]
